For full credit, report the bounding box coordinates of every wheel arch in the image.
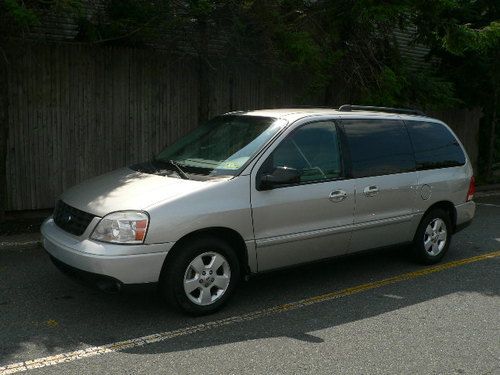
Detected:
[160,227,250,280]
[421,200,457,230]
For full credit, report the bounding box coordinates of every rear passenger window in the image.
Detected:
[343,119,415,178]
[405,121,466,170]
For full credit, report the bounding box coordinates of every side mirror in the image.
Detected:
[259,166,300,190]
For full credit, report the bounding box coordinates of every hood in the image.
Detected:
[60,167,209,217]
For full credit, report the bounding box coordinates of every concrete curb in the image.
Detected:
[475,190,500,198]
[0,233,42,250]
[476,183,500,192]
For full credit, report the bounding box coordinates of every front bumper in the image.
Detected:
[41,218,174,284]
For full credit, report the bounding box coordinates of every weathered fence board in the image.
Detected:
[5,42,481,211]
[5,43,305,210]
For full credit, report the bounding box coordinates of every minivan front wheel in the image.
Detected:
[160,236,240,315]
[183,251,231,306]
[413,209,452,264]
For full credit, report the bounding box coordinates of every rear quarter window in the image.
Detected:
[405,121,466,170]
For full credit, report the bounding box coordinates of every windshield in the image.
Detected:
[154,115,286,178]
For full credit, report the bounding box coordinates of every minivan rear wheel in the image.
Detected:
[160,236,240,315]
[412,208,452,264]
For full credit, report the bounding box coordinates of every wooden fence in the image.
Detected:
[5,43,305,210]
[5,42,481,211]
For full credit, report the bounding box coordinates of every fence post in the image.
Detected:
[0,40,9,222]
[486,89,498,179]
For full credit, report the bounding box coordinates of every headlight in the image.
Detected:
[90,211,149,244]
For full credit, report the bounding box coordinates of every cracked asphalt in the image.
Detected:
[0,195,499,374]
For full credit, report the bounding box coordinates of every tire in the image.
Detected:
[160,236,240,315]
[412,208,452,265]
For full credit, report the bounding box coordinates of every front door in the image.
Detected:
[250,120,355,271]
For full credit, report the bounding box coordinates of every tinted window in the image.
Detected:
[343,119,415,178]
[405,121,465,170]
[264,121,341,183]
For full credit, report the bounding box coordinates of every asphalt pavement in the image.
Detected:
[0,195,499,374]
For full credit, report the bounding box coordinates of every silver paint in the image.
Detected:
[41,109,475,284]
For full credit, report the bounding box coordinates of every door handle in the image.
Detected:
[363,185,379,197]
[329,190,347,202]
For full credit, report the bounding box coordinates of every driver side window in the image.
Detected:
[265,121,342,183]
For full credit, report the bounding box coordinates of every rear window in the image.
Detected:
[405,121,466,170]
[342,119,415,178]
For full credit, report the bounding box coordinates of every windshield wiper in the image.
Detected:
[167,160,190,180]
[153,158,190,180]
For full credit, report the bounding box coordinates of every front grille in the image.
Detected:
[53,200,95,236]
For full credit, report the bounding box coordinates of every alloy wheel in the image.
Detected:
[183,252,231,306]
[423,218,447,256]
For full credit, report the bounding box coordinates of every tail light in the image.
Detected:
[466,176,475,202]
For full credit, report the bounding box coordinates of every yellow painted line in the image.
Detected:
[1,250,499,374]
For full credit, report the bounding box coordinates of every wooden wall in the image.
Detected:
[5,43,303,210]
[5,42,481,211]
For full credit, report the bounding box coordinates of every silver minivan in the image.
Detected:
[41,105,476,315]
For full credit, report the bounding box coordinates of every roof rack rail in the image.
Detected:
[224,110,246,115]
[285,105,334,108]
[338,104,425,116]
